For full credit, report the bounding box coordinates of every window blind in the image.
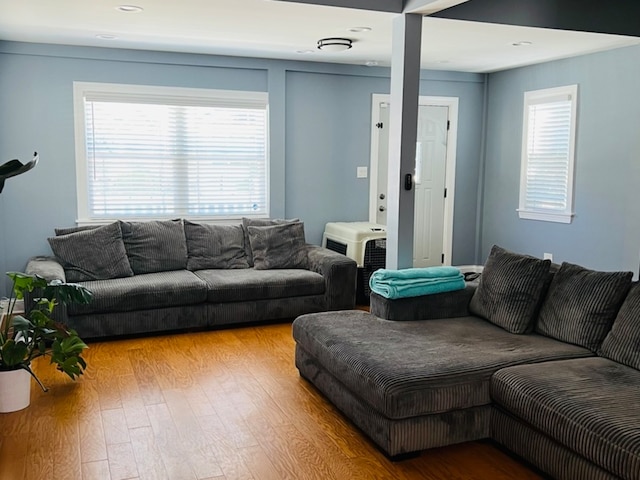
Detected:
[79,86,268,220]
[524,98,571,211]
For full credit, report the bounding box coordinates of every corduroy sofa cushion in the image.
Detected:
[48,221,133,282]
[491,357,640,480]
[293,311,592,420]
[121,219,188,274]
[247,222,309,270]
[535,262,632,351]
[195,268,324,303]
[241,217,299,266]
[184,221,249,270]
[68,270,208,315]
[599,282,640,371]
[469,245,551,334]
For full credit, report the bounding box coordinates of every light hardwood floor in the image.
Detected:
[0,322,542,480]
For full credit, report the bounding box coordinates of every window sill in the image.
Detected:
[517,209,574,224]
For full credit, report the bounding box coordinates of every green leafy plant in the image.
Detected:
[0,272,93,391]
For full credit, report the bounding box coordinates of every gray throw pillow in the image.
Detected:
[598,282,640,370]
[55,225,99,236]
[247,222,309,270]
[120,219,188,274]
[48,221,133,282]
[241,217,299,266]
[535,262,633,351]
[184,221,249,270]
[469,245,551,334]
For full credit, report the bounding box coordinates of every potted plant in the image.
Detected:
[0,272,93,412]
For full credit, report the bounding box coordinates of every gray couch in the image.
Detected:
[25,218,357,339]
[293,245,640,480]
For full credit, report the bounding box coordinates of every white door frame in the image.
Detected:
[369,94,459,265]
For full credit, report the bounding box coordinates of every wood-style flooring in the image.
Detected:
[0,322,542,480]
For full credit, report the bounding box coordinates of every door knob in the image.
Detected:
[379,193,385,200]
[379,206,386,212]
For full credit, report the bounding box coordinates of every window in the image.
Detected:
[518,84,578,223]
[73,82,269,223]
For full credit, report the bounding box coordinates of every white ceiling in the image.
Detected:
[0,0,638,73]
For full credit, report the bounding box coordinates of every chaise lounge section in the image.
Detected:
[293,245,640,479]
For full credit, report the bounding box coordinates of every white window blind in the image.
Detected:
[74,82,269,222]
[518,85,577,223]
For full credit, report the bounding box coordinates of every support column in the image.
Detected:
[386,13,423,269]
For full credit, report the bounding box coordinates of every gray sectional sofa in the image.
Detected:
[293,245,640,480]
[25,218,357,339]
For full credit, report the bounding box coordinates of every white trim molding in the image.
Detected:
[518,84,578,224]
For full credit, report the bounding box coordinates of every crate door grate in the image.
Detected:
[362,239,386,297]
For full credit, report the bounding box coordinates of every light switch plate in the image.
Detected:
[357,166,368,178]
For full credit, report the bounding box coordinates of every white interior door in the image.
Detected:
[413,105,448,267]
[370,96,455,267]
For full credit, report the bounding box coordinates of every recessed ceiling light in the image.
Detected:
[296,50,315,54]
[512,41,533,47]
[116,5,143,13]
[348,26,372,33]
[96,34,118,40]
[365,60,378,67]
[317,38,353,52]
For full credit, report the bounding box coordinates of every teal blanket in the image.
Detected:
[369,266,465,299]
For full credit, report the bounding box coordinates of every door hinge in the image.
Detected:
[444,188,447,198]
[441,253,445,264]
[447,120,450,130]
[376,122,383,129]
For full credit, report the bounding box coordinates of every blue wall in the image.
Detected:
[482,44,640,274]
[0,41,485,294]
[284,69,485,255]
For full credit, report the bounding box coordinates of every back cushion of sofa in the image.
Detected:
[598,282,640,370]
[184,221,249,270]
[241,217,299,266]
[469,245,551,334]
[121,219,188,274]
[48,221,134,282]
[247,222,309,270]
[54,225,100,236]
[535,262,632,352]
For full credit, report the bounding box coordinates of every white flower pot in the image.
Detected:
[0,368,31,413]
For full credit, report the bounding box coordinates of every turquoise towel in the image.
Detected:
[369,267,465,299]
[371,266,461,281]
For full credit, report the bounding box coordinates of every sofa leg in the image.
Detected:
[387,451,422,462]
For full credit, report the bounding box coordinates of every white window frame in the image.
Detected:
[518,84,578,224]
[73,81,270,225]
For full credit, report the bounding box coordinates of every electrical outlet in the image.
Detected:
[543,253,553,261]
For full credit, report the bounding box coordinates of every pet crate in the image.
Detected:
[322,222,387,305]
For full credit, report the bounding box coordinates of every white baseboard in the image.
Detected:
[454,265,484,274]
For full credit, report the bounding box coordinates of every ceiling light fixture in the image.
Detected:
[317,38,352,52]
[116,5,144,13]
[348,26,372,33]
[512,41,533,47]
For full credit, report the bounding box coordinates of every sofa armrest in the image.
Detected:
[25,256,66,282]
[305,245,357,311]
[24,256,69,322]
[370,284,477,321]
